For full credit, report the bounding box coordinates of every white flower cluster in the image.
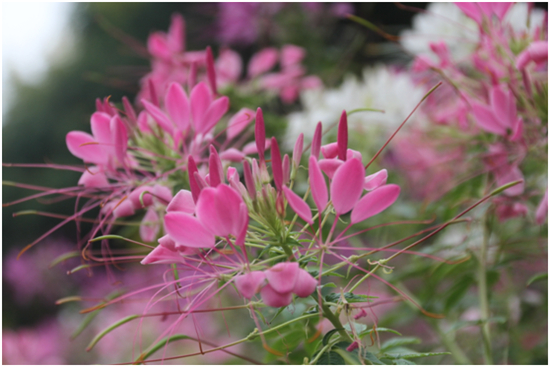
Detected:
[285,65,426,148]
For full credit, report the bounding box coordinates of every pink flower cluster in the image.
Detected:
[394,2,548,223]
[235,262,317,307]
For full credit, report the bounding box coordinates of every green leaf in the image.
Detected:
[285,237,303,247]
[135,335,191,363]
[444,276,474,313]
[86,315,140,351]
[381,352,451,360]
[363,351,386,365]
[325,292,376,303]
[344,322,368,335]
[380,337,421,353]
[393,359,416,365]
[322,329,342,346]
[315,351,345,365]
[527,272,548,286]
[359,327,402,338]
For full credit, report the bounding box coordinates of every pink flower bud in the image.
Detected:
[206,46,217,95]
[255,108,266,162]
[282,154,290,186]
[337,110,348,161]
[293,133,304,167]
[235,271,266,299]
[265,262,299,294]
[187,156,201,203]
[311,122,322,159]
[243,160,256,199]
[209,145,223,187]
[271,137,283,191]
[260,284,293,308]
[293,269,317,297]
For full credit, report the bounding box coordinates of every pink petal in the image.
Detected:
[165,212,215,248]
[140,208,159,242]
[227,108,254,140]
[248,47,279,78]
[129,186,154,209]
[351,184,400,224]
[90,112,112,147]
[265,262,299,294]
[517,41,548,69]
[110,116,128,165]
[283,186,313,225]
[490,85,516,129]
[331,158,365,215]
[309,156,328,211]
[318,158,343,180]
[535,190,548,225]
[235,271,266,299]
[216,48,242,85]
[260,284,293,308]
[66,131,107,165]
[165,82,190,132]
[113,198,136,218]
[220,148,245,162]
[147,32,171,60]
[235,203,249,246]
[293,269,317,298]
[167,13,185,52]
[196,184,244,237]
[455,2,483,25]
[471,101,507,135]
[78,168,109,188]
[202,96,229,134]
[495,165,525,196]
[190,82,213,131]
[158,234,177,251]
[281,44,306,68]
[152,184,173,204]
[141,244,182,265]
[142,99,174,133]
[364,169,388,191]
[321,142,338,159]
[167,189,195,214]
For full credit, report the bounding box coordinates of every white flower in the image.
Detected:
[400,3,478,62]
[285,65,426,149]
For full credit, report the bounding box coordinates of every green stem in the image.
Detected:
[478,215,493,365]
[431,321,472,365]
[316,298,352,343]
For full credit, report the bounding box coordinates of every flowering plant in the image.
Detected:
[4,3,547,365]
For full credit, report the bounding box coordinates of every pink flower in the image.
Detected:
[516,41,548,70]
[470,84,523,139]
[147,13,185,61]
[66,112,129,167]
[235,271,266,299]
